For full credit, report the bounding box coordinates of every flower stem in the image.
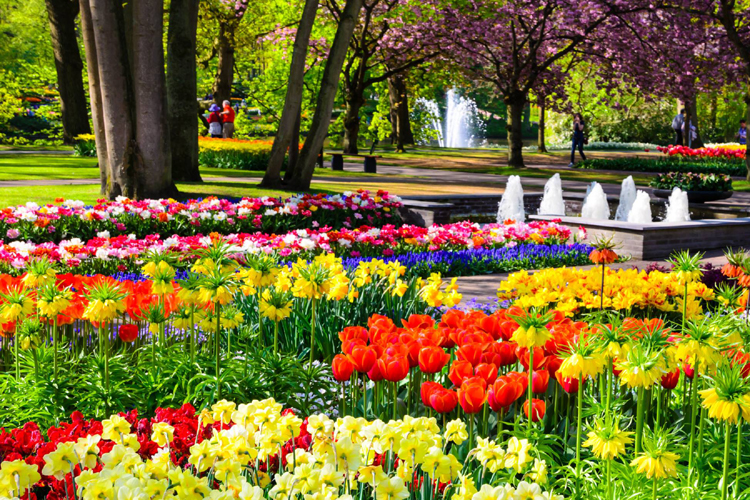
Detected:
[576,381,583,488]
[190,308,196,365]
[273,321,279,355]
[635,386,646,454]
[688,375,699,474]
[14,323,19,381]
[527,347,534,436]
[736,422,743,498]
[309,299,317,365]
[53,317,58,381]
[468,413,474,453]
[607,459,612,500]
[600,263,605,310]
[392,381,397,421]
[722,421,731,500]
[215,302,222,399]
[652,478,657,500]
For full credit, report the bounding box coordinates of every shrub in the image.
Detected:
[198,137,293,171]
[73,134,97,157]
[575,157,746,176]
[649,172,733,192]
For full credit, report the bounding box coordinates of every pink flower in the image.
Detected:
[6,229,19,239]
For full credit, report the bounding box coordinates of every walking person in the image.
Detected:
[207,104,223,138]
[736,119,747,146]
[569,113,587,167]
[672,109,685,145]
[221,100,236,139]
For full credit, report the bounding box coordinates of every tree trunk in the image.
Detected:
[284,110,301,182]
[505,92,526,167]
[289,0,364,191]
[78,0,108,193]
[261,0,318,187]
[212,22,235,105]
[685,98,704,148]
[745,92,750,181]
[167,0,201,182]
[388,81,398,144]
[342,87,365,154]
[45,0,91,144]
[388,74,414,152]
[132,0,176,198]
[87,0,137,198]
[537,97,547,153]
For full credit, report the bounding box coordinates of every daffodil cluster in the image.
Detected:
[19,399,564,500]
[497,267,713,317]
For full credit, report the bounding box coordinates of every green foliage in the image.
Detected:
[576,157,746,176]
[649,172,733,192]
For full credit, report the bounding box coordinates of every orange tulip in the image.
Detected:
[418,345,450,374]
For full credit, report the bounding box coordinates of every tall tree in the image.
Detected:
[167,0,201,182]
[288,0,365,190]
[334,0,436,154]
[387,73,414,151]
[44,0,90,143]
[80,0,176,198]
[432,0,651,167]
[261,0,319,188]
[204,0,250,104]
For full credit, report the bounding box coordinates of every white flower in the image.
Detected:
[97,231,111,239]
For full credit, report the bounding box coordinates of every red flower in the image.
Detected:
[350,345,377,373]
[418,346,450,374]
[448,360,474,387]
[683,363,694,379]
[488,376,524,411]
[589,248,618,265]
[555,370,580,394]
[430,388,458,414]
[523,399,546,422]
[458,378,486,414]
[456,343,484,366]
[474,363,498,385]
[377,355,409,382]
[119,324,138,343]
[332,354,354,382]
[421,381,442,409]
[531,370,550,394]
[659,369,680,390]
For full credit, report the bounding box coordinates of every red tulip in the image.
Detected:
[378,355,410,382]
[119,324,138,343]
[683,363,694,379]
[342,338,366,355]
[531,370,550,394]
[430,388,458,414]
[458,378,486,414]
[367,361,384,382]
[418,346,450,374]
[517,346,546,370]
[555,370,580,394]
[507,370,529,392]
[339,326,368,343]
[660,369,680,390]
[474,363,498,385]
[421,381,442,408]
[350,345,377,373]
[456,343,484,366]
[545,355,562,377]
[332,354,354,382]
[448,360,474,387]
[488,376,524,411]
[523,399,546,422]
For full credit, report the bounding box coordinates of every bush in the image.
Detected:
[575,156,746,176]
[649,172,733,191]
[73,134,97,157]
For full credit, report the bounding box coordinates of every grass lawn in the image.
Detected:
[0,144,73,152]
[0,154,416,181]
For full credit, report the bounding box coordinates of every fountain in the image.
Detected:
[627,190,653,223]
[581,182,610,220]
[417,90,482,147]
[615,176,637,221]
[538,173,566,215]
[664,187,691,222]
[497,175,525,222]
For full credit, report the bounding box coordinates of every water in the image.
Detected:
[417,90,483,147]
[581,182,610,220]
[627,191,653,223]
[615,176,636,221]
[497,175,525,222]
[664,187,691,222]
[538,173,566,215]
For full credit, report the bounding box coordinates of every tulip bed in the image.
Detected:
[0,220,591,277]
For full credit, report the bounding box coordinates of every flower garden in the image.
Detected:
[0,189,748,500]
